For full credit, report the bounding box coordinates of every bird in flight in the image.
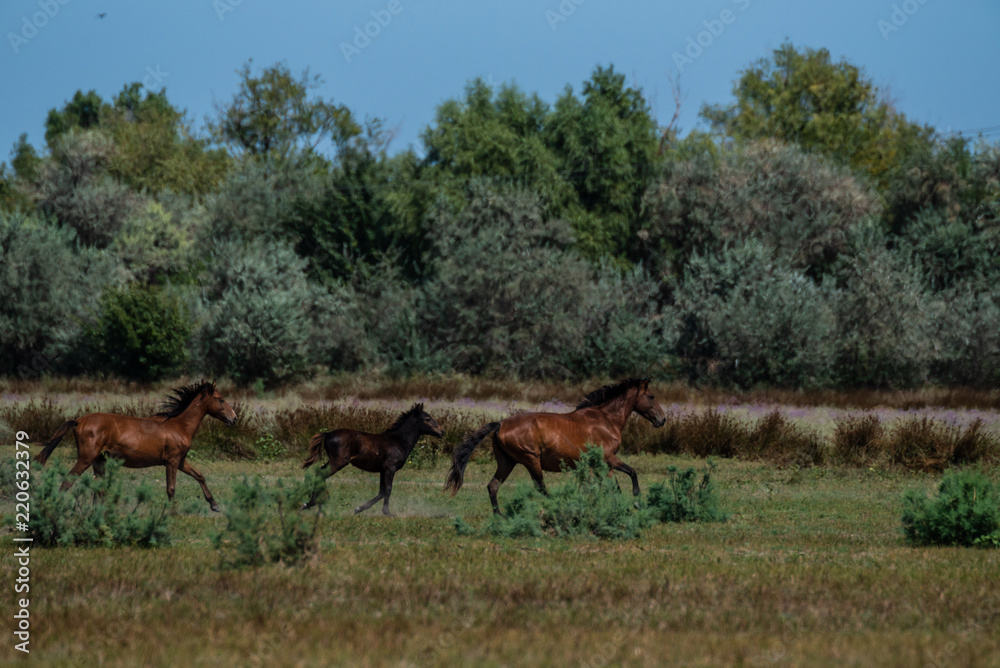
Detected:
[96,12,107,19]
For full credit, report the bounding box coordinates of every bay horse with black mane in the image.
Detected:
[35,380,237,512]
[445,378,667,514]
[301,403,444,516]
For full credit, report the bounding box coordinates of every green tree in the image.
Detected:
[420,78,576,217]
[31,130,141,247]
[546,65,660,262]
[420,183,591,379]
[701,42,933,186]
[0,211,119,376]
[212,60,360,161]
[44,90,109,147]
[641,140,881,283]
[105,83,230,196]
[86,283,191,382]
[196,238,320,387]
[291,120,427,283]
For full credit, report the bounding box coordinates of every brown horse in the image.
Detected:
[35,381,237,512]
[445,378,666,514]
[301,403,444,516]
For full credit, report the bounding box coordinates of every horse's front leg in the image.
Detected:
[354,469,391,515]
[606,454,640,496]
[165,464,178,502]
[179,459,220,512]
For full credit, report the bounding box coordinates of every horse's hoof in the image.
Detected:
[210,503,221,513]
[301,502,311,511]
[353,506,363,514]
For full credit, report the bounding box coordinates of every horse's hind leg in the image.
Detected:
[179,460,220,512]
[92,453,107,477]
[488,443,518,516]
[302,456,349,510]
[60,455,100,490]
[606,454,640,496]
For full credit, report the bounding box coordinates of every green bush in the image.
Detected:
[646,459,728,523]
[212,470,326,568]
[0,211,119,377]
[28,457,170,548]
[33,130,142,247]
[196,238,318,387]
[421,183,592,379]
[641,140,880,280]
[86,283,191,382]
[833,234,934,389]
[485,446,653,540]
[901,469,1000,547]
[665,240,839,388]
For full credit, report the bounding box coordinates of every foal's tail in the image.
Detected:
[35,420,78,465]
[444,422,500,495]
[302,432,327,469]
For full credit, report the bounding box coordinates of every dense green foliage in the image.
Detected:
[646,460,728,523]
[901,469,1000,547]
[212,470,326,567]
[3,47,999,389]
[85,283,191,382]
[28,457,171,547]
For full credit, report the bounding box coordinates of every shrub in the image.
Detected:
[196,238,318,387]
[833,234,935,389]
[85,283,191,382]
[0,211,119,377]
[743,410,826,467]
[28,457,170,547]
[664,240,839,388]
[32,130,142,247]
[561,262,665,379]
[420,183,592,379]
[928,287,1000,388]
[640,140,880,280]
[113,201,195,283]
[832,414,884,467]
[901,468,1000,547]
[887,417,1000,472]
[646,459,728,523]
[212,470,326,568]
[485,446,653,540]
[675,409,748,458]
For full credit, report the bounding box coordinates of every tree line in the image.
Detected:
[2,43,998,389]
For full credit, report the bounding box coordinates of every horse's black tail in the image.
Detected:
[445,422,500,495]
[302,432,327,469]
[35,420,78,465]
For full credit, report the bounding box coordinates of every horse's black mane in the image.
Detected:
[386,403,425,432]
[156,380,216,418]
[575,378,646,410]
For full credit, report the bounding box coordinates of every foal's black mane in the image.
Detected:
[575,378,646,410]
[386,403,425,433]
[156,380,216,418]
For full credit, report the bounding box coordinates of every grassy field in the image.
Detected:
[2,381,999,666]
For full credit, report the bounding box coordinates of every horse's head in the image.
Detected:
[633,378,667,428]
[417,405,444,438]
[205,385,238,426]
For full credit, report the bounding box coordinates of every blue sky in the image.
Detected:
[2,0,999,161]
